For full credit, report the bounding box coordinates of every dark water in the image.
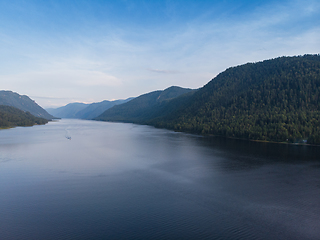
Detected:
[0,119,319,240]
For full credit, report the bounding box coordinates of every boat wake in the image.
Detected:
[65,128,71,140]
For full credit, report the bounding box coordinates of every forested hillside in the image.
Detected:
[0,105,48,128]
[152,55,320,144]
[0,91,53,120]
[98,54,320,145]
[96,86,194,122]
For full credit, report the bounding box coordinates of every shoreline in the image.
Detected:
[205,134,318,146]
[96,119,320,147]
[70,119,320,147]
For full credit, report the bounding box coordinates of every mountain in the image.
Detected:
[46,103,89,119]
[0,105,48,128]
[46,98,134,119]
[95,86,194,123]
[75,98,134,119]
[0,91,53,120]
[97,54,320,145]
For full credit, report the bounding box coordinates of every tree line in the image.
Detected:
[0,105,48,128]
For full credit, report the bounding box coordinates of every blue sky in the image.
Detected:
[0,0,319,108]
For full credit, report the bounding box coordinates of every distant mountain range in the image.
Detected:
[96,54,320,145]
[74,98,134,119]
[46,98,134,119]
[95,86,194,123]
[0,91,53,120]
[2,54,320,145]
[46,103,88,119]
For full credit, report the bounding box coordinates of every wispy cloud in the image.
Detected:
[0,0,319,108]
[30,96,73,100]
[147,69,180,74]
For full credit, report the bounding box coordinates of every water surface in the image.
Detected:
[0,119,319,239]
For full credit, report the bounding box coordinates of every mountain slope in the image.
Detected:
[97,54,320,144]
[46,103,89,118]
[75,98,134,119]
[96,86,194,123]
[47,98,134,119]
[150,54,320,144]
[0,105,48,128]
[0,91,53,120]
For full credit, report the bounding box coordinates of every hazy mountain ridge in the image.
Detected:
[97,54,320,145]
[0,105,48,128]
[95,86,194,123]
[46,103,89,119]
[75,98,134,119]
[0,91,53,120]
[47,98,134,119]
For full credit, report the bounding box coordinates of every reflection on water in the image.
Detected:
[0,119,319,240]
[199,136,320,173]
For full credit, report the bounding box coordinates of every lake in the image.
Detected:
[0,119,320,239]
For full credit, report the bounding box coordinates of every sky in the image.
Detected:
[0,0,319,108]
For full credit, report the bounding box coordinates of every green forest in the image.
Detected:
[0,105,48,128]
[98,54,320,145]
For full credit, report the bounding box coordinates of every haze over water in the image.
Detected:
[0,119,319,239]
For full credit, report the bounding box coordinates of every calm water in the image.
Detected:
[0,119,320,239]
